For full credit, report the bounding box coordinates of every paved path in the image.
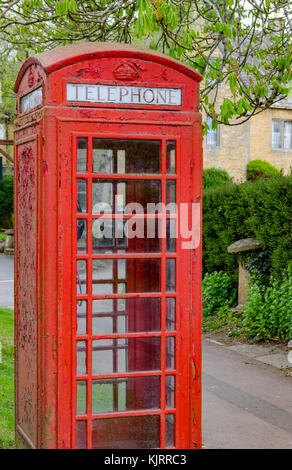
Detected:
[202,339,292,449]
[0,253,14,308]
[1,254,291,448]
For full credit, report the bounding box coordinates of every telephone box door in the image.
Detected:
[56,119,200,449]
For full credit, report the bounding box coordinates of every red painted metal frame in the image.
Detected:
[72,132,177,449]
[14,43,202,449]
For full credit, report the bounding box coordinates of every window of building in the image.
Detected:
[272,120,292,150]
[206,116,219,146]
[0,123,5,140]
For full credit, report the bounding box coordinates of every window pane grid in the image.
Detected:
[74,136,178,449]
[272,120,292,150]
[76,409,176,420]
[284,121,292,149]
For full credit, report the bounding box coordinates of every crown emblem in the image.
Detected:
[113,61,140,81]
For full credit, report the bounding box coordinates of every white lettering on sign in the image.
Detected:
[67,83,182,107]
[20,87,43,113]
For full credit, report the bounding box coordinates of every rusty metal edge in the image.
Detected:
[16,425,37,449]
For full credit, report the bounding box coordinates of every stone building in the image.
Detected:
[203,92,292,182]
[0,79,14,175]
[0,122,14,175]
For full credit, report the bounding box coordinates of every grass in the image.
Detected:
[0,233,7,240]
[0,307,15,449]
[202,305,246,338]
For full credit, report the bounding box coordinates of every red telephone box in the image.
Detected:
[14,43,202,449]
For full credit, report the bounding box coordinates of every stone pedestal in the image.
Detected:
[227,237,261,307]
[238,261,249,306]
[4,229,14,255]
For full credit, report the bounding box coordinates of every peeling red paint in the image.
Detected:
[15,42,202,449]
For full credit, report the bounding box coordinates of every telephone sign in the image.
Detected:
[67,83,182,106]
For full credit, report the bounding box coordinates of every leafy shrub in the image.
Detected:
[247,159,280,182]
[242,250,272,287]
[243,269,292,341]
[203,174,292,279]
[203,167,233,189]
[202,271,236,316]
[0,175,13,228]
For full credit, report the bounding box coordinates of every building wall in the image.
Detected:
[203,119,250,182]
[249,108,292,175]
[0,122,14,174]
[203,107,292,181]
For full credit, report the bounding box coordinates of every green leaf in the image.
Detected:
[229,73,237,94]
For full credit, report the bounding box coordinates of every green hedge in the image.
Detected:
[0,175,13,228]
[247,159,280,182]
[202,271,236,316]
[203,173,292,279]
[203,168,232,189]
[243,269,292,341]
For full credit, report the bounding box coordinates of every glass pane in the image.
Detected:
[116,220,128,247]
[77,381,87,415]
[92,339,122,375]
[166,259,175,291]
[166,219,176,253]
[165,376,175,408]
[77,179,87,212]
[91,259,160,294]
[166,181,176,206]
[118,259,126,278]
[92,415,160,449]
[77,219,87,253]
[92,298,160,335]
[93,317,113,336]
[93,283,114,296]
[77,138,87,172]
[77,300,87,335]
[92,181,113,213]
[165,414,175,447]
[92,219,161,253]
[124,259,160,293]
[77,340,87,375]
[272,120,281,149]
[166,337,175,370]
[283,121,292,149]
[126,180,161,213]
[116,183,126,213]
[92,139,160,174]
[166,298,175,331]
[92,376,160,414]
[76,420,87,449]
[117,149,125,173]
[126,218,161,251]
[77,260,87,295]
[92,381,113,414]
[92,180,161,214]
[92,337,160,375]
[167,141,176,174]
[92,259,113,281]
[92,218,114,250]
[92,298,113,336]
[118,297,126,312]
[93,146,113,173]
